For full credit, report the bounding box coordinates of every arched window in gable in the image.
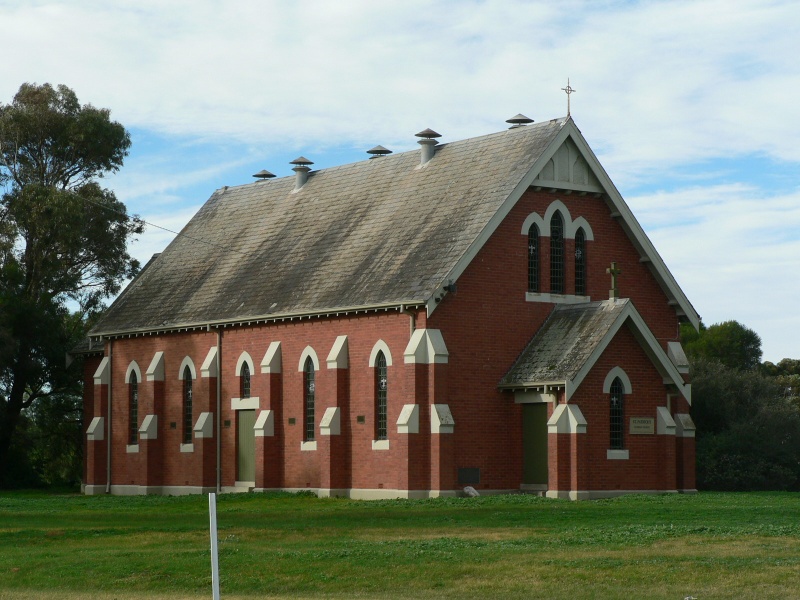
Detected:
[375,351,388,441]
[303,357,315,442]
[609,377,624,450]
[550,211,564,293]
[527,223,539,293]
[183,365,193,444]
[574,227,586,296]
[129,372,138,445]
[240,362,251,399]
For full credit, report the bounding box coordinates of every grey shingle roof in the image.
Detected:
[499,300,629,387]
[91,118,568,336]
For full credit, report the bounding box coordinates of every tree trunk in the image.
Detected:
[0,373,25,488]
[0,348,31,488]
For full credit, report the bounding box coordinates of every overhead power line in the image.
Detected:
[80,194,249,256]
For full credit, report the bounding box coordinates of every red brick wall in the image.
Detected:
[86,189,689,496]
[570,324,677,492]
[83,355,105,486]
[94,310,450,491]
[102,332,217,488]
[428,190,683,492]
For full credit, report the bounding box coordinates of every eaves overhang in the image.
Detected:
[562,123,701,331]
[498,380,567,393]
[565,301,691,404]
[498,300,691,405]
[89,300,426,342]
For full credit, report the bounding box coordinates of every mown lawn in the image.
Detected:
[1,491,799,599]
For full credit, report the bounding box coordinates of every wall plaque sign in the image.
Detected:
[630,417,654,435]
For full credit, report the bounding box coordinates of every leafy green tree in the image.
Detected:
[761,358,800,410]
[691,357,800,490]
[0,83,142,487]
[682,320,762,371]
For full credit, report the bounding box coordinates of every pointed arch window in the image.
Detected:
[527,223,540,293]
[182,366,193,444]
[610,377,624,450]
[575,227,586,296]
[303,357,315,442]
[129,372,138,445]
[240,362,251,399]
[550,211,564,293]
[375,351,388,441]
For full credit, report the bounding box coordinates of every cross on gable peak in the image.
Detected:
[561,78,576,116]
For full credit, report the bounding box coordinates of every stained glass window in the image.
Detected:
[610,377,624,450]
[129,371,138,445]
[528,224,539,293]
[304,357,315,442]
[183,366,193,444]
[375,351,388,441]
[575,227,586,296]
[241,362,251,399]
[550,212,564,293]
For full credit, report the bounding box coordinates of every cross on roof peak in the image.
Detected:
[561,78,576,116]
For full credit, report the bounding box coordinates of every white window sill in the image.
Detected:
[301,441,317,451]
[526,292,591,304]
[126,444,139,454]
[607,449,629,460]
[180,443,194,453]
[372,439,390,450]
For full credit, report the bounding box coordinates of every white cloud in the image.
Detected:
[4,0,798,166]
[3,0,799,360]
[632,184,800,362]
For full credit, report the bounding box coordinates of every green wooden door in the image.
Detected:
[237,410,256,482]
[522,403,548,485]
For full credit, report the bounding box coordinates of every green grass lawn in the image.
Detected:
[1,491,799,599]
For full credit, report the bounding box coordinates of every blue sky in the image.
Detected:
[2,0,799,362]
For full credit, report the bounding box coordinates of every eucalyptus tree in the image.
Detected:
[0,83,143,486]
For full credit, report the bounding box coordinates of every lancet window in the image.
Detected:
[550,211,564,293]
[129,372,138,445]
[528,223,540,293]
[183,365,193,444]
[304,357,315,442]
[375,351,388,441]
[575,227,586,295]
[610,377,624,450]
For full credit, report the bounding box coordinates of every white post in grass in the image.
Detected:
[209,493,220,600]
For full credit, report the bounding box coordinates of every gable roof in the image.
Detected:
[499,299,691,403]
[90,116,699,338]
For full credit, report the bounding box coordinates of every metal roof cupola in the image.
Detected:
[252,169,276,181]
[290,156,313,190]
[415,128,441,166]
[366,145,392,159]
[506,113,534,129]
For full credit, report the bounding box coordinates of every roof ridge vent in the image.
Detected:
[367,145,392,159]
[415,128,441,165]
[506,113,534,129]
[290,156,313,190]
[253,169,276,181]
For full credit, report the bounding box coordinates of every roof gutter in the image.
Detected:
[90,301,427,341]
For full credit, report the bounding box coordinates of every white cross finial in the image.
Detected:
[561,78,576,116]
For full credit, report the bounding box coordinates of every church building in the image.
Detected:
[79,114,697,500]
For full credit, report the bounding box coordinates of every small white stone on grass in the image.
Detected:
[463,486,479,497]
